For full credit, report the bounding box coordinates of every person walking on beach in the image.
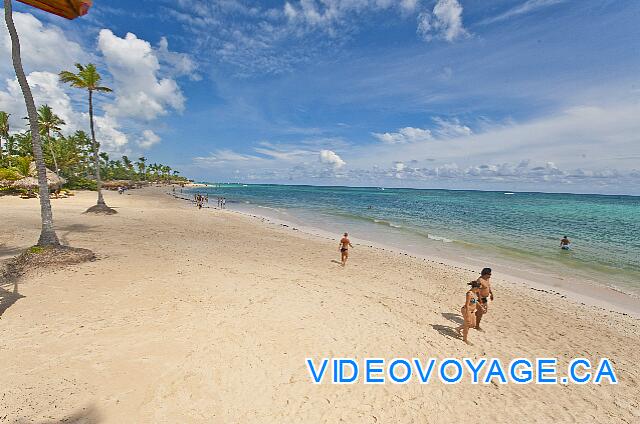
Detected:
[339,233,353,266]
[457,281,481,344]
[474,268,493,331]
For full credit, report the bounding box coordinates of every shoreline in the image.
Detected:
[2,187,639,423]
[171,191,640,318]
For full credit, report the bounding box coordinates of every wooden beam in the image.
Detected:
[16,0,91,20]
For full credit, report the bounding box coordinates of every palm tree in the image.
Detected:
[4,0,60,246]
[37,105,65,174]
[121,155,134,178]
[59,63,115,214]
[136,156,147,180]
[0,110,9,162]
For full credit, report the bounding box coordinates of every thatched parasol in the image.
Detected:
[13,169,66,189]
[16,0,92,20]
[102,180,136,189]
[12,176,39,190]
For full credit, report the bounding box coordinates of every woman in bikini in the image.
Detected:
[456,281,482,344]
[339,233,353,266]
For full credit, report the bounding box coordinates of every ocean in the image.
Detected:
[187,184,640,297]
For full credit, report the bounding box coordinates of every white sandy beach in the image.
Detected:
[1,187,639,423]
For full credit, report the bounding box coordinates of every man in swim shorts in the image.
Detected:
[339,233,353,267]
[475,267,493,330]
[560,236,571,249]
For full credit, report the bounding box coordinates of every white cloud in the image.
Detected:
[155,37,201,81]
[0,10,88,75]
[93,114,129,152]
[432,117,472,138]
[0,12,191,156]
[372,118,472,144]
[353,102,640,189]
[481,0,566,25]
[98,29,186,121]
[417,0,469,42]
[283,0,424,30]
[319,149,346,168]
[253,142,312,161]
[400,0,419,13]
[372,127,433,144]
[0,70,129,154]
[0,71,79,131]
[138,129,161,149]
[194,149,264,166]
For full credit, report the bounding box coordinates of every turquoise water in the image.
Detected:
[190,184,640,295]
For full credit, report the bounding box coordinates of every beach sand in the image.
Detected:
[1,187,638,423]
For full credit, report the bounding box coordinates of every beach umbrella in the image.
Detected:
[45,168,66,188]
[12,176,39,189]
[13,169,65,189]
[16,0,92,20]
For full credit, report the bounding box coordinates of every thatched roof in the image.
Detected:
[13,169,66,189]
[12,176,39,189]
[102,180,131,188]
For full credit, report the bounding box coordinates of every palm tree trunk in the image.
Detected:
[46,130,60,174]
[4,0,60,246]
[88,90,106,206]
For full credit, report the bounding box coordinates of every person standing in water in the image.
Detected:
[457,281,481,344]
[339,233,353,266]
[474,268,493,331]
[560,236,571,250]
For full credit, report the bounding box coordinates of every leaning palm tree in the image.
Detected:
[59,63,115,214]
[37,104,65,174]
[4,0,60,246]
[0,110,9,162]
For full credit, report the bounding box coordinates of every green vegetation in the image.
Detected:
[28,246,46,254]
[0,105,187,192]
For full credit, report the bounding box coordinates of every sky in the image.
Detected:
[1,0,639,194]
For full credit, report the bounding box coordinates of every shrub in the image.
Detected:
[64,176,97,190]
[0,168,20,181]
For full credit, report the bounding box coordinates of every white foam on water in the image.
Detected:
[427,234,454,243]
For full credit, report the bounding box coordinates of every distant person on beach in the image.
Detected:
[474,267,493,331]
[222,198,226,209]
[339,233,353,266]
[560,236,571,250]
[457,281,481,344]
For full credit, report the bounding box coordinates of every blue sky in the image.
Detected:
[1,0,639,194]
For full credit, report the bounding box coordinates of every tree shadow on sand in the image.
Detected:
[23,404,101,424]
[0,236,95,318]
[0,260,25,318]
[0,243,25,260]
[56,224,99,247]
